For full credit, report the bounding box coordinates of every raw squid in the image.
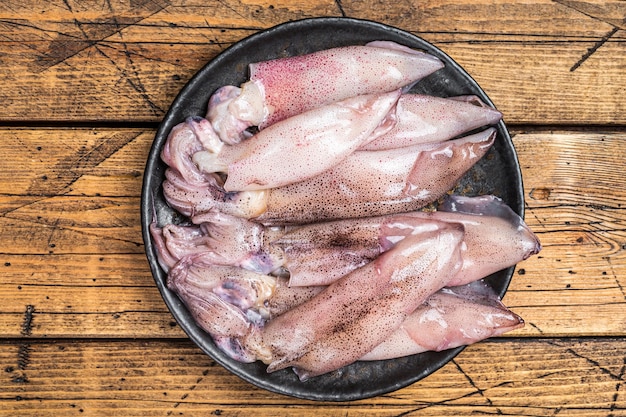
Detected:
[153,204,532,378]
[260,221,465,379]
[254,127,496,224]
[207,41,443,143]
[162,124,496,225]
[160,238,522,370]
[151,195,540,288]
[194,90,400,191]
[150,210,285,275]
[379,194,542,288]
[164,255,323,362]
[360,280,524,360]
[362,94,503,150]
[152,40,542,381]
[283,194,540,287]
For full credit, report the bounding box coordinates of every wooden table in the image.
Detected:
[1,1,625,415]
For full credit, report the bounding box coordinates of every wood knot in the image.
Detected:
[530,187,551,200]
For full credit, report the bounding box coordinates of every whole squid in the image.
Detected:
[162,123,496,224]
[151,194,540,288]
[208,41,444,143]
[253,127,496,224]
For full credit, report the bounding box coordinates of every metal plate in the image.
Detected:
[141,17,524,401]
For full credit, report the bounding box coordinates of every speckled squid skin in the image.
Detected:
[214,90,401,192]
[150,194,540,289]
[159,110,496,226]
[150,197,537,373]
[360,281,524,361]
[256,128,496,225]
[207,41,444,143]
[260,222,465,380]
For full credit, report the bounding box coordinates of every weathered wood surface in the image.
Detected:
[0,0,624,124]
[1,339,625,416]
[2,0,626,414]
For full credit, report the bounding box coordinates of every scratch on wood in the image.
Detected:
[604,256,626,301]
[21,305,35,336]
[550,340,624,382]
[26,131,142,196]
[215,0,248,21]
[9,343,31,384]
[61,0,73,12]
[335,0,346,17]
[528,322,545,334]
[30,0,170,73]
[554,0,625,28]
[451,359,502,412]
[570,27,619,71]
[167,368,210,414]
[524,201,549,231]
[95,41,164,115]
[17,343,31,371]
[552,0,620,71]
[607,356,625,417]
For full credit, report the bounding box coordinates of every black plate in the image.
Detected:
[141,17,524,401]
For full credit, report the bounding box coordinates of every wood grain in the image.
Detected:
[0,0,624,124]
[1,1,625,412]
[0,338,624,416]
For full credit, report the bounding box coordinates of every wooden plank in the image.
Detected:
[1,128,626,337]
[0,338,624,415]
[508,130,626,336]
[0,0,624,124]
[0,207,142,255]
[0,128,150,197]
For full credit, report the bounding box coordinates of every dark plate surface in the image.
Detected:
[141,17,524,401]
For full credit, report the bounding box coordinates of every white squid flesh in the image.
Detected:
[195,90,400,191]
[362,94,502,150]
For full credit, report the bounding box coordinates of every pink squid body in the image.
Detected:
[196,90,400,192]
[283,194,540,287]
[380,195,542,287]
[260,221,464,380]
[256,127,495,224]
[362,94,503,150]
[152,193,540,291]
[158,113,496,226]
[224,41,443,132]
[361,281,524,361]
